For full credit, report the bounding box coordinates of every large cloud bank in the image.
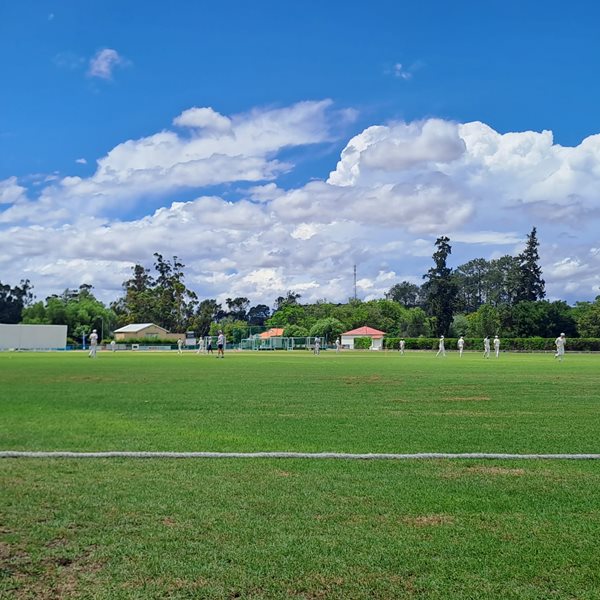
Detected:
[2,101,600,305]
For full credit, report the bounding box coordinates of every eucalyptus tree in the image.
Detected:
[22,284,116,341]
[0,279,34,323]
[112,264,157,324]
[385,281,423,308]
[453,258,491,312]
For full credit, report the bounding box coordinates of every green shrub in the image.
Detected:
[567,338,600,351]
[383,337,600,352]
[114,337,181,346]
[284,325,309,338]
[384,337,446,350]
[353,337,372,350]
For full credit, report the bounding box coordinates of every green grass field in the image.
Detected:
[2,350,600,598]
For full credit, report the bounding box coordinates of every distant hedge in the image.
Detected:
[383,337,600,352]
[110,338,183,346]
[353,337,373,350]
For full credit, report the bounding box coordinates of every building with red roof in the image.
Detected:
[341,326,387,350]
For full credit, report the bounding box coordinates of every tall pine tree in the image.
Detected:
[423,236,457,336]
[516,227,545,302]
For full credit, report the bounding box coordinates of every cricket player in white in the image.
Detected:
[483,336,491,358]
[457,336,465,357]
[555,333,566,361]
[493,335,500,358]
[217,331,225,358]
[88,329,98,358]
[399,339,405,355]
[314,337,320,355]
[436,336,446,357]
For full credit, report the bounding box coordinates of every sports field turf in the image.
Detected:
[1,350,600,598]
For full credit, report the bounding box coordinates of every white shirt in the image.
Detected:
[89,332,98,346]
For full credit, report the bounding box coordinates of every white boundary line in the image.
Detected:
[2,451,600,460]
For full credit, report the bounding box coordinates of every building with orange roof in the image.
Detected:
[259,328,285,339]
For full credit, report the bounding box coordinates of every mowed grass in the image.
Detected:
[0,350,598,453]
[2,350,600,598]
[2,459,600,599]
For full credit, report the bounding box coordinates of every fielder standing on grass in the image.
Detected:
[457,336,465,358]
[555,332,566,361]
[436,335,446,357]
[483,336,491,358]
[217,330,225,358]
[399,339,405,355]
[314,337,321,355]
[493,335,500,358]
[88,329,98,358]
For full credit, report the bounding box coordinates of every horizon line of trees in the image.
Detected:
[3,227,600,342]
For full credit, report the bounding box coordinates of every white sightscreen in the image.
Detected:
[0,324,68,350]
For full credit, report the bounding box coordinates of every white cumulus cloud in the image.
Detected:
[8,100,338,226]
[173,107,232,132]
[0,177,27,205]
[3,104,600,305]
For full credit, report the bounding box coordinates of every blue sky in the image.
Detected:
[2,0,600,306]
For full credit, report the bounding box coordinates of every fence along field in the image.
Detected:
[1,351,600,598]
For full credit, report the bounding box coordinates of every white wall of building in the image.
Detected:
[0,324,68,350]
[341,334,355,349]
[341,335,384,350]
[371,338,383,350]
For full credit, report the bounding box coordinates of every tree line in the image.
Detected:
[2,228,600,342]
